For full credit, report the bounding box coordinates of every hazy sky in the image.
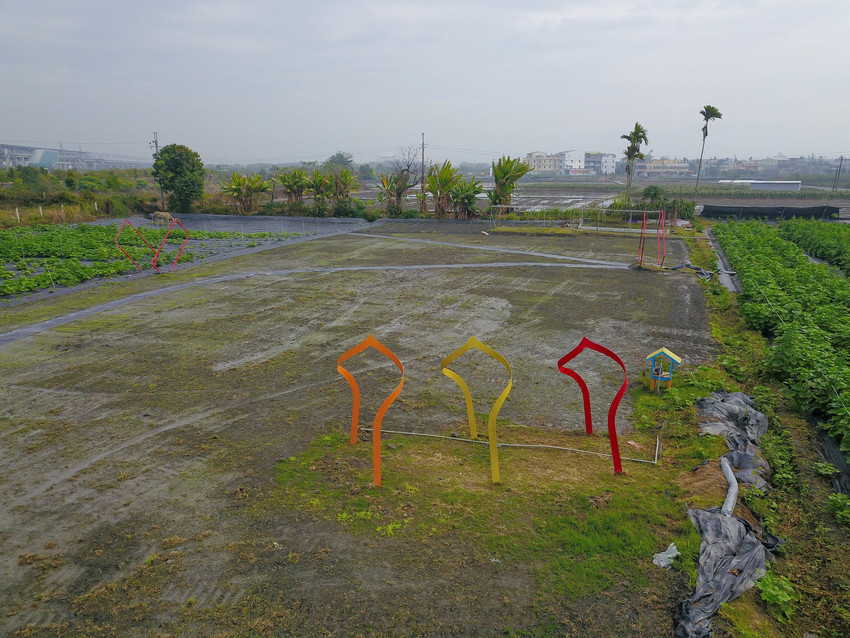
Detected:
[2,0,849,166]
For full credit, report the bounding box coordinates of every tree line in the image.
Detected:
[3,106,724,220]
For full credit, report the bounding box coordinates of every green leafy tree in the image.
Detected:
[64,169,78,190]
[324,151,354,170]
[359,164,377,182]
[449,176,484,219]
[695,105,722,202]
[152,144,205,214]
[621,122,648,207]
[376,172,409,217]
[276,168,310,204]
[309,170,333,214]
[78,174,105,192]
[488,156,532,211]
[641,185,668,209]
[425,161,461,218]
[219,172,271,215]
[331,167,359,203]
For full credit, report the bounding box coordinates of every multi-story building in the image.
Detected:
[584,152,617,175]
[525,151,559,175]
[557,150,584,175]
[632,158,691,177]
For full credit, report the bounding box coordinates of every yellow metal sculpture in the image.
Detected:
[441,336,513,484]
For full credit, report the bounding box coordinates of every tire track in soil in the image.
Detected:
[350,232,628,266]
[3,350,423,513]
[0,262,626,348]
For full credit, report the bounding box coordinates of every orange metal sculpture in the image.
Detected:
[337,335,404,487]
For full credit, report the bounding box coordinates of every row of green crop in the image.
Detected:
[0,223,295,262]
[1,223,298,298]
[712,221,850,455]
[778,218,850,275]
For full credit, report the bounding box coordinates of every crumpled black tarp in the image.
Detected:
[673,392,782,637]
[674,508,772,637]
[696,392,771,491]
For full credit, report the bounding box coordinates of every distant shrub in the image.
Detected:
[332,197,366,218]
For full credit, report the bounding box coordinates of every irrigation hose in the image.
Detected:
[360,428,661,466]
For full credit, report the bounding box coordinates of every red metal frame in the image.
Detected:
[152,217,191,272]
[557,337,628,474]
[637,210,667,268]
[114,219,160,273]
[637,212,647,265]
[657,209,667,268]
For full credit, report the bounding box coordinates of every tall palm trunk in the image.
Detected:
[694,131,707,203]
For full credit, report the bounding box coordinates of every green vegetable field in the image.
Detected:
[778,218,850,275]
[1,223,298,298]
[713,221,850,455]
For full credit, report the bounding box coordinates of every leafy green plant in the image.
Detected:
[827,493,850,525]
[1,223,298,297]
[813,461,840,477]
[778,218,850,275]
[755,569,799,620]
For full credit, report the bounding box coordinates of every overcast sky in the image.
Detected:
[2,0,849,166]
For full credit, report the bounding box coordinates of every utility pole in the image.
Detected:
[420,132,425,213]
[832,156,844,192]
[150,132,165,211]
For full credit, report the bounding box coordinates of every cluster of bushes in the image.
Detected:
[606,186,696,220]
[1,166,162,221]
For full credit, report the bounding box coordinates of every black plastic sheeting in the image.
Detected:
[701,204,839,220]
[673,392,783,637]
[696,392,771,491]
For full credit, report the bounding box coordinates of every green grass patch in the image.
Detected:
[253,419,710,606]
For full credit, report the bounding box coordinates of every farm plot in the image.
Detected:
[713,221,850,455]
[778,218,850,275]
[0,221,302,300]
[0,221,719,636]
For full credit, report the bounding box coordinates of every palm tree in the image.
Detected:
[220,172,271,215]
[694,105,722,202]
[449,176,484,219]
[621,122,648,207]
[376,173,400,217]
[276,168,309,204]
[331,167,359,203]
[308,170,333,214]
[488,156,532,212]
[425,161,461,218]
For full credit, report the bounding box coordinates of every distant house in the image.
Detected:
[557,150,584,175]
[585,151,616,175]
[525,151,559,175]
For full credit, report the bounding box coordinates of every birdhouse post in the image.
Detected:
[645,348,682,391]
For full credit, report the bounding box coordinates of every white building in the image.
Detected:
[558,150,584,175]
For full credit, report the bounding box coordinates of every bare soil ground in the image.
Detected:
[0,220,716,636]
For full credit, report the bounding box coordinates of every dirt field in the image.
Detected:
[0,220,717,636]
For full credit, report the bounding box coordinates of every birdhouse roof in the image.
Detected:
[645,347,682,365]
